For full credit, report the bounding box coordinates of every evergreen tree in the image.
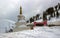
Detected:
[46,7,54,17]
[36,14,40,20]
[43,11,47,21]
[30,17,34,23]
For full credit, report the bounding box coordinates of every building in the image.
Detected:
[13,6,29,32]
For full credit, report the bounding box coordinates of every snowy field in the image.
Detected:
[0,19,16,33]
[0,26,60,38]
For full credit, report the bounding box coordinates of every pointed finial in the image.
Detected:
[20,6,22,14]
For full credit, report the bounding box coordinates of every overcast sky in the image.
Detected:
[0,0,60,21]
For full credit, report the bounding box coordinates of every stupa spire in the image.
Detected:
[20,6,22,15]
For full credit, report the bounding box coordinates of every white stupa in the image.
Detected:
[13,6,28,32]
[15,6,26,26]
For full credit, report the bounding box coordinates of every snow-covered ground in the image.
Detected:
[0,26,60,38]
[47,16,60,25]
[0,17,60,38]
[0,19,16,33]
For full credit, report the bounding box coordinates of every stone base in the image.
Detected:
[13,26,30,32]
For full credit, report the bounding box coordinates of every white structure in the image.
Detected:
[15,6,26,26]
[13,6,29,32]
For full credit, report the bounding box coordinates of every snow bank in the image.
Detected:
[0,26,60,38]
[47,17,60,25]
[0,19,16,33]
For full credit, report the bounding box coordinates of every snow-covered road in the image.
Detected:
[0,26,60,38]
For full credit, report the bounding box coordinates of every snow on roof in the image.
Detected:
[26,19,43,26]
[34,19,43,22]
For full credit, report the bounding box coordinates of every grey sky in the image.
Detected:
[0,0,60,21]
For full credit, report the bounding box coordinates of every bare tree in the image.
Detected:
[55,3,59,18]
